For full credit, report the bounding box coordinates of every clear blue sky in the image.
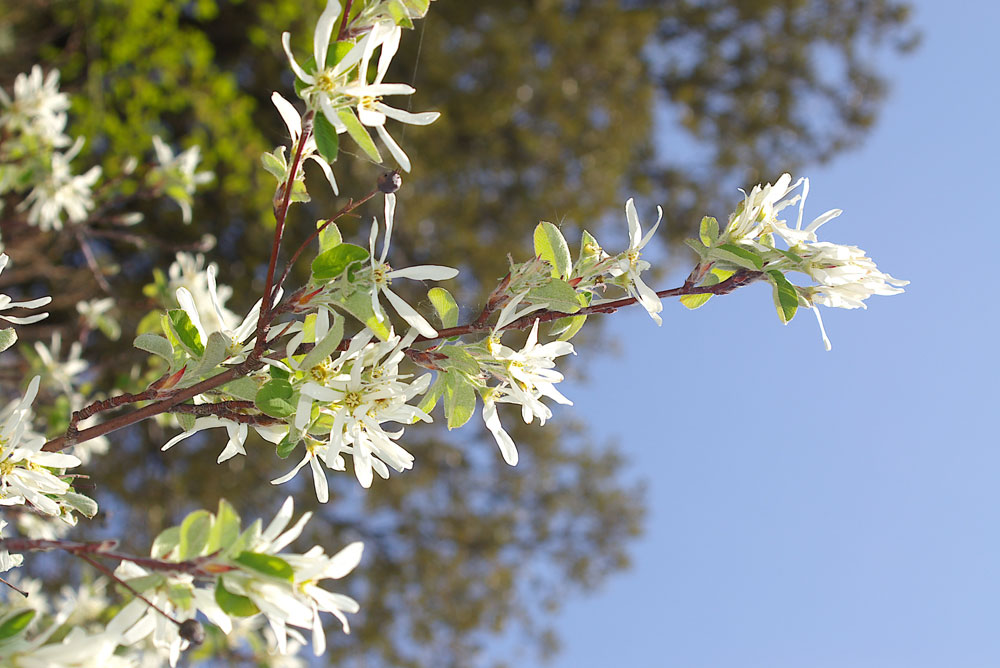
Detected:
[549,2,999,666]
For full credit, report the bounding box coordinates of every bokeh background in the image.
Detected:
[1,0,993,666]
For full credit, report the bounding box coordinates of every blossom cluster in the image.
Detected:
[0,1,909,666]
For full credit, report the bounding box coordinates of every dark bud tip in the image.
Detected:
[377,170,402,194]
[179,618,206,646]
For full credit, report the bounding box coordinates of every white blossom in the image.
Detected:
[367,193,458,337]
[18,137,101,231]
[0,377,82,515]
[606,198,664,325]
[150,136,213,224]
[0,65,71,146]
[270,91,339,195]
[281,3,439,171]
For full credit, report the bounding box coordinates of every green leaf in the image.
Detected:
[0,610,35,641]
[338,109,382,164]
[326,41,355,69]
[220,377,259,401]
[0,328,16,354]
[767,270,799,323]
[679,272,721,310]
[401,0,431,17]
[684,238,709,259]
[427,287,459,328]
[711,243,764,271]
[151,526,181,559]
[235,551,295,582]
[227,518,261,558]
[61,492,98,518]
[437,346,480,375]
[774,248,804,264]
[214,580,260,617]
[548,292,590,341]
[418,375,445,415]
[313,112,340,163]
[177,412,197,431]
[443,372,476,429]
[698,216,719,246]
[178,509,213,560]
[533,221,572,278]
[193,331,230,376]
[134,332,174,362]
[269,365,290,382]
[335,287,391,340]
[207,499,241,555]
[528,277,582,314]
[578,229,603,263]
[299,314,344,370]
[255,379,296,418]
[318,220,342,252]
[276,432,300,459]
[312,243,370,281]
[167,309,205,357]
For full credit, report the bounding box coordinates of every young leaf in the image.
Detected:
[428,287,459,328]
[235,552,295,582]
[151,526,181,559]
[534,221,572,278]
[335,287,391,341]
[528,277,582,314]
[255,379,296,418]
[0,328,16,354]
[61,492,98,518]
[338,109,382,164]
[437,346,480,375]
[167,309,205,357]
[299,314,345,370]
[0,610,35,641]
[178,509,213,560]
[207,499,241,555]
[443,372,476,429]
[767,270,799,323]
[698,216,719,246]
[276,432,300,459]
[215,580,260,617]
[318,220,342,252]
[314,112,340,163]
[711,243,765,271]
[134,332,174,362]
[312,243,370,281]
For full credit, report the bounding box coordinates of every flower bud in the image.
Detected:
[377,170,402,194]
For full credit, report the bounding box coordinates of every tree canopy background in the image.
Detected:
[0,1,916,665]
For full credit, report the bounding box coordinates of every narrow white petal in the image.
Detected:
[376,25,402,83]
[387,265,459,281]
[314,0,341,71]
[625,198,641,248]
[375,103,440,126]
[282,32,315,85]
[383,288,437,337]
[271,92,302,140]
[327,541,364,578]
[376,124,411,172]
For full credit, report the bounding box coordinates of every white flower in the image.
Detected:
[0,65,71,146]
[607,198,663,325]
[281,4,439,171]
[337,20,440,171]
[367,193,459,337]
[76,297,120,340]
[167,252,239,330]
[150,136,213,224]
[0,252,51,326]
[175,263,277,362]
[480,319,574,464]
[219,497,363,656]
[724,173,803,242]
[33,331,86,400]
[18,137,101,231]
[280,329,431,489]
[270,91,339,195]
[0,377,82,515]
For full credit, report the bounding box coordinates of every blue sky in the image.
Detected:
[549,2,999,666]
